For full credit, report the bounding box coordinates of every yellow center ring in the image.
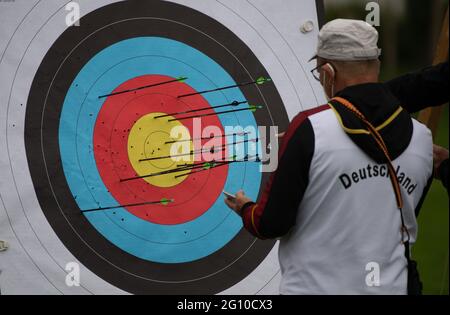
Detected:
[128,113,194,188]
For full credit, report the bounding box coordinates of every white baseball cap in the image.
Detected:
[311,19,381,61]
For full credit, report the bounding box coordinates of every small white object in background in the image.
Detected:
[0,240,8,252]
[300,20,315,33]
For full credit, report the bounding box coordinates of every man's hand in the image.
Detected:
[433,144,449,179]
[224,190,253,216]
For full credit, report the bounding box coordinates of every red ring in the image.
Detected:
[93,75,228,225]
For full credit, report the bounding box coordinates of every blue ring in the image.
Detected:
[59,37,262,263]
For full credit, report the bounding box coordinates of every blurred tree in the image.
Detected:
[323,0,448,78]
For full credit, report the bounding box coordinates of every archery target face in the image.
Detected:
[0,0,325,295]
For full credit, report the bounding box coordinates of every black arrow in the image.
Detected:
[154,101,247,119]
[165,131,250,145]
[138,138,258,162]
[168,106,262,122]
[177,76,271,99]
[174,156,261,179]
[98,77,187,99]
[81,199,174,213]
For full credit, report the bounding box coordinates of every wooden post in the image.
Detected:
[417,7,449,137]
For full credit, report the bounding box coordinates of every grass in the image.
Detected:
[413,105,449,295]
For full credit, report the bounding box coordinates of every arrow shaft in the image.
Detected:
[174,161,231,178]
[177,80,257,99]
[174,155,260,179]
[154,101,247,119]
[169,107,256,122]
[125,150,260,182]
[139,138,257,162]
[81,200,163,213]
[98,77,187,99]
[165,132,250,145]
[120,163,210,182]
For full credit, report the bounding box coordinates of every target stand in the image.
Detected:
[0,0,325,295]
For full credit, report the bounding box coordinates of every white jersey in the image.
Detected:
[278,109,432,295]
[240,84,433,295]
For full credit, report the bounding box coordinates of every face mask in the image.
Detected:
[322,71,335,101]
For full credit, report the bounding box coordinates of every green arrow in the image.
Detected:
[160,198,174,206]
[256,76,272,85]
[81,198,174,213]
[203,162,217,170]
[249,105,263,113]
[178,77,272,99]
[99,77,188,99]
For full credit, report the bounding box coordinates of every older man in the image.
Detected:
[225,19,433,295]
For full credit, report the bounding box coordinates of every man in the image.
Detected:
[224,19,433,294]
[387,62,449,193]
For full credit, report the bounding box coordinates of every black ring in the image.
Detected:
[25,0,289,294]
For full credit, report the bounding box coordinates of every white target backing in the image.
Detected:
[0,0,325,295]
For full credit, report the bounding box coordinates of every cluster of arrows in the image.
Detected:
[82,76,271,213]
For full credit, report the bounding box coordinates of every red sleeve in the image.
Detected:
[241,105,330,238]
